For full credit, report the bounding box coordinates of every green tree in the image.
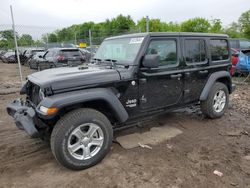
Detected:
[238,10,250,39]
[137,17,167,32]
[0,30,16,49]
[181,17,211,32]
[224,22,242,38]
[48,33,58,42]
[110,15,135,34]
[18,34,34,46]
[210,19,223,33]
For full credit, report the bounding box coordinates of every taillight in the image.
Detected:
[57,55,65,61]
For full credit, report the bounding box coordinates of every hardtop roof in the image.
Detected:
[106,32,229,40]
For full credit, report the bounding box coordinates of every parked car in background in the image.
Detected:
[79,48,91,62]
[22,48,45,65]
[37,48,86,70]
[1,50,26,64]
[0,50,7,62]
[86,45,99,55]
[229,39,250,75]
[230,38,250,51]
[28,51,46,70]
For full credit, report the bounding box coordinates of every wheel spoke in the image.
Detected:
[87,125,99,138]
[83,146,91,159]
[90,138,103,147]
[73,127,84,139]
[218,91,223,98]
[68,142,81,153]
[214,102,219,109]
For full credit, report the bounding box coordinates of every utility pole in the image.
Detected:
[46,33,49,49]
[89,29,92,58]
[74,32,77,46]
[10,5,23,86]
[146,15,150,32]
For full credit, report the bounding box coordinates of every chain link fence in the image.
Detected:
[0,24,140,52]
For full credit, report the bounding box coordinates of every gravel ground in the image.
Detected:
[0,63,250,188]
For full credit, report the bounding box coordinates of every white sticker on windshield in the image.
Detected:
[129,37,144,44]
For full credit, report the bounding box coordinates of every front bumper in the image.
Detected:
[6,99,39,138]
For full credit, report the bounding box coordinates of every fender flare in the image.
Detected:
[36,88,129,123]
[199,71,232,101]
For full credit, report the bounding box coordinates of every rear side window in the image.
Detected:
[61,50,81,58]
[146,39,177,66]
[210,39,229,61]
[230,40,238,49]
[184,39,206,63]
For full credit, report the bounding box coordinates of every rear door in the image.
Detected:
[138,37,184,110]
[181,37,209,103]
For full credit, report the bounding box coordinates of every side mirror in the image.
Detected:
[142,54,159,68]
[38,55,43,58]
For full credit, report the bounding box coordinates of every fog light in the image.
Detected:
[39,106,58,115]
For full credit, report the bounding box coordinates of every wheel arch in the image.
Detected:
[37,88,129,124]
[200,71,233,101]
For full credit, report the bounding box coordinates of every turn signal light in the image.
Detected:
[39,106,58,115]
[47,107,58,115]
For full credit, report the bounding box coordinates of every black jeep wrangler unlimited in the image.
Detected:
[7,32,235,170]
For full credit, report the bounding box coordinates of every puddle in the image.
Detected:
[116,125,183,149]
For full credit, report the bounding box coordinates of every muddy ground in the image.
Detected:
[0,63,249,188]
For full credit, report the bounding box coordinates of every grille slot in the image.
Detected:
[27,81,41,106]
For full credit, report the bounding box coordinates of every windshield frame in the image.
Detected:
[94,36,145,65]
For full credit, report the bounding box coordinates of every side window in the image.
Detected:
[230,40,238,49]
[210,39,229,61]
[146,40,177,66]
[184,39,206,63]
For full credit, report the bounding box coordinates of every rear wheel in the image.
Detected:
[201,82,229,119]
[51,108,113,170]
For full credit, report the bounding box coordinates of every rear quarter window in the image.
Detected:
[229,40,238,49]
[210,39,229,61]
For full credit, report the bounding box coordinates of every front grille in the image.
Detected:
[27,81,41,106]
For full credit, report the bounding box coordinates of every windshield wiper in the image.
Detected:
[104,59,117,68]
[92,58,129,69]
[92,58,102,63]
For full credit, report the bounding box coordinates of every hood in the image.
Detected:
[28,65,121,92]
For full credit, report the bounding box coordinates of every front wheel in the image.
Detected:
[51,108,113,170]
[201,82,229,119]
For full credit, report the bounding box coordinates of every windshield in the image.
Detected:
[61,50,81,57]
[94,37,144,63]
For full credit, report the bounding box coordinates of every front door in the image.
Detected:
[139,37,184,110]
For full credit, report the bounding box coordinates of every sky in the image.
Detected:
[0,0,249,39]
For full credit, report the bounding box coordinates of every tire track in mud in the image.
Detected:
[0,127,51,170]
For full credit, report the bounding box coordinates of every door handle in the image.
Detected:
[139,78,147,84]
[170,74,182,79]
[199,70,208,74]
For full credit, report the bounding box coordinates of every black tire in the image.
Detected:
[51,108,113,170]
[201,82,229,119]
